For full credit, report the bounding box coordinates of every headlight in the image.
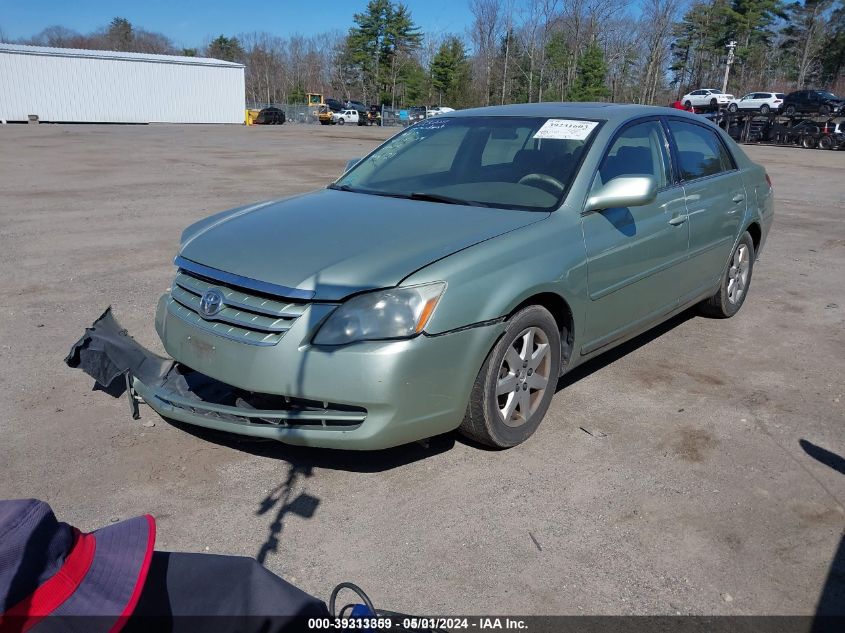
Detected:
[313,282,446,345]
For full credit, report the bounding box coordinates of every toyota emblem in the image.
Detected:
[199,288,225,318]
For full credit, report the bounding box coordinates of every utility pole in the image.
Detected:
[722,40,737,94]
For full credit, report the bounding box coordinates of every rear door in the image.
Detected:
[666,118,746,303]
[581,118,690,353]
[748,93,765,109]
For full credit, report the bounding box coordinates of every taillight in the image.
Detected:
[765,173,772,189]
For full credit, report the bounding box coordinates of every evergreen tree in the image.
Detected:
[544,32,572,102]
[568,43,609,101]
[723,0,782,91]
[431,37,471,106]
[670,0,732,95]
[207,35,245,62]
[346,0,422,106]
[106,17,133,51]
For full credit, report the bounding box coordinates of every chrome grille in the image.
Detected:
[169,270,307,346]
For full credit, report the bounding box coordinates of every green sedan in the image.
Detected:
[79,104,774,449]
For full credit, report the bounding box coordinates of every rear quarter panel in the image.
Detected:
[725,136,774,255]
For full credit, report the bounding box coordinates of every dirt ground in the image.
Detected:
[0,122,843,616]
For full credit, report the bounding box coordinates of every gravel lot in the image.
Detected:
[0,123,843,616]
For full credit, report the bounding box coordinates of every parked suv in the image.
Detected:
[782,90,844,117]
[727,92,785,114]
[254,107,286,125]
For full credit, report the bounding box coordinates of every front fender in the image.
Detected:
[403,214,588,340]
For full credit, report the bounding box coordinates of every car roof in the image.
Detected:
[444,102,690,125]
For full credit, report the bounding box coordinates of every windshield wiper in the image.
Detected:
[408,192,489,207]
[329,185,488,207]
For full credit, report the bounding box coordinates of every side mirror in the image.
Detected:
[585,175,658,212]
[344,158,361,173]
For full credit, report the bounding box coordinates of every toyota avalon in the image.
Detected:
[68,103,774,449]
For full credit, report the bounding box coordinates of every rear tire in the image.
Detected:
[699,232,755,319]
[785,104,797,116]
[459,306,561,448]
[819,104,831,116]
[802,135,817,149]
[819,135,834,150]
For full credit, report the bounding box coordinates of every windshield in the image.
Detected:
[817,91,837,99]
[332,116,600,211]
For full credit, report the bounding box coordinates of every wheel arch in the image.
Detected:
[506,291,574,373]
[745,220,762,253]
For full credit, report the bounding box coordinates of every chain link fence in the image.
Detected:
[246,102,416,127]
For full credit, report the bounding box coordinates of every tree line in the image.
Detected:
[3,1,843,109]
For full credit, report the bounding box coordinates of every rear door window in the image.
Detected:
[667,120,735,181]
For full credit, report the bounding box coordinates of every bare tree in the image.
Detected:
[470,0,502,105]
[793,0,832,87]
[29,26,81,47]
[637,0,677,103]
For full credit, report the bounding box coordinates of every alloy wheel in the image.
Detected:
[496,327,551,427]
[727,244,750,304]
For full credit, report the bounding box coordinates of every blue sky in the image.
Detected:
[1,0,475,48]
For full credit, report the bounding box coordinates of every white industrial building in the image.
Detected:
[0,43,245,124]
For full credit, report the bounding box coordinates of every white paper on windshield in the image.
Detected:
[533,119,598,140]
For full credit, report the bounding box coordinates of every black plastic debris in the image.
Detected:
[65,307,174,396]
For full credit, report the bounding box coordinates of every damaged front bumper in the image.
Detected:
[67,307,503,449]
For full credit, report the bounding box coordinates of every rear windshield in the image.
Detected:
[332,116,602,211]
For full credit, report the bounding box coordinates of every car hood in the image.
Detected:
[178,189,547,301]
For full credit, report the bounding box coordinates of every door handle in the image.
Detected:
[732,194,746,203]
[669,215,687,226]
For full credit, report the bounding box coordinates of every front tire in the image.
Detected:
[785,104,797,116]
[819,135,834,150]
[819,104,831,116]
[728,103,738,113]
[684,100,692,109]
[699,232,755,318]
[760,104,770,115]
[459,306,561,448]
[338,118,345,125]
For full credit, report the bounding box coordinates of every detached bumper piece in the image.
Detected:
[66,308,366,430]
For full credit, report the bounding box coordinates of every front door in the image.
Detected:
[581,119,690,354]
